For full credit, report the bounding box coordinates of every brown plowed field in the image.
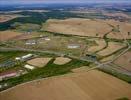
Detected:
[88,39,106,53]
[0,31,22,41]
[0,15,18,22]
[105,20,131,39]
[27,57,52,67]
[97,42,126,56]
[1,70,131,100]
[43,18,112,38]
[114,51,131,71]
[54,57,71,65]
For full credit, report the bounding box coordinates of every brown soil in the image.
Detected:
[114,51,131,71]
[54,57,71,65]
[43,18,112,38]
[27,57,52,68]
[1,70,131,100]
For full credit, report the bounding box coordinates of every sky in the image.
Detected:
[0,0,131,5]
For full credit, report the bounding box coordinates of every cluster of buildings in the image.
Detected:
[15,54,34,61]
[0,69,27,89]
[0,60,16,68]
[0,54,35,81]
[25,36,51,45]
[0,69,27,81]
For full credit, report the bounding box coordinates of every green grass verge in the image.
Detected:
[99,68,131,83]
[116,97,129,100]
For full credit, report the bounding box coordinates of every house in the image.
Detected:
[67,44,80,49]
[24,64,35,70]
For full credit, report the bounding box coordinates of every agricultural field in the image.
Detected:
[11,23,41,31]
[103,12,131,19]
[0,30,23,42]
[71,66,89,73]
[11,31,43,41]
[114,51,131,71]
[42,18,112,37]
[0,70,131,100]
[97,42,126,57]
[43,18,131,40]
[54,57,71,65]
[27,57,52,67]
[0,15,22,23]
[105,20,131,39]
[100,55,115,62]
[88,39,106,53]
[0,4,131,100]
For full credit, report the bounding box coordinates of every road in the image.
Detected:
[0,42,131,76]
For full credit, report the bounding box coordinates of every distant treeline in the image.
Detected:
[0,11,106,31]
[0,11,80,31]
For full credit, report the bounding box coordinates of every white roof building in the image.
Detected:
[0,72,17,79]
[45,37,51,41]
[67,44,80,49]
[15,54,33,61]
[22,54,33,59]
[24,64,35,70]
[15,57,21,60]
[25,40,36,45]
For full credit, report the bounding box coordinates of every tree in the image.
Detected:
[128,32,130,36]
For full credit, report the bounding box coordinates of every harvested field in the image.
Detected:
[67,11,97,14]
[105,20,131,39]
[114,51,131,71]
[71,66,89,73]
[0,31,23,41]
[88,39,106,53]
[100,55,115,62]
[1,70,131,100]
[97,42,126,56]
[43,18,112,37]
[12,32,41,40]
[27,57,52,68]
[103,12,131,19]
[54,57,71,65]
[0,15,19,22]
